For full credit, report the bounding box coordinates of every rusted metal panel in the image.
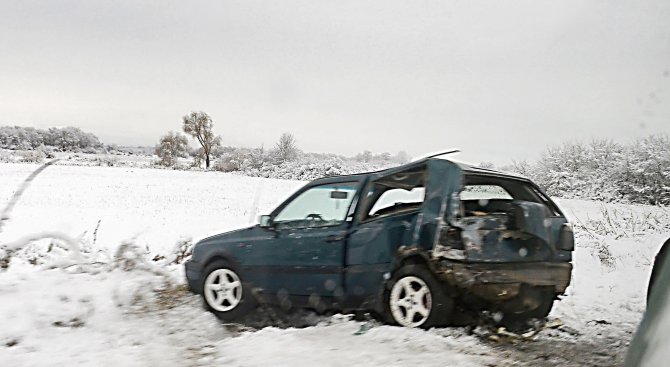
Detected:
[436,261,573,295]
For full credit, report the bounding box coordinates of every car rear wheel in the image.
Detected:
[201,260,256,321]
[385,264,453,328]
[498,286,555,331]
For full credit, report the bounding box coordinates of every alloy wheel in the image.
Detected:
[204,268,243,312]
[389,275,432,327]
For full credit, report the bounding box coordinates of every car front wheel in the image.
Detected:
[201,260,256,321]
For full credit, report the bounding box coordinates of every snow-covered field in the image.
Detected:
[1,163,667,366]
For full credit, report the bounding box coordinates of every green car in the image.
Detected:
[185,158,574,329]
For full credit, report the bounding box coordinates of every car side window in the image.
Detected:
[369,187,425,216]
[273,182,358,229]
[458,184,514,216]
[362,165,427,221]
[459,185,513,201]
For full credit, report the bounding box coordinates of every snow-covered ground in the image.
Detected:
[0,163,667,366]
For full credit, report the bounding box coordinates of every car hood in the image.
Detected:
[198,225,258,245]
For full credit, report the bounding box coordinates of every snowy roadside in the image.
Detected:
[0,262,226,367]
[1,163,667,366]
[0,253,496,367]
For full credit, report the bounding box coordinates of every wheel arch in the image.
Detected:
[201,251,242,275]
[394,246,434,272]
[392,246,456,298]
[374,247,434,307]
[198,251,258,321]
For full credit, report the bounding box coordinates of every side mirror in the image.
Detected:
[259,215,273,228]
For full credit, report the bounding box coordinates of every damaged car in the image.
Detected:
[185,157,574,329]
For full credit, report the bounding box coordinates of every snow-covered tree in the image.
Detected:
[394,151,411,164]
[273,133,299,163]
[618,135,670,205]
[155,132,189,167]
[355,150,373,162]
[478,161,495,169]
[182,111,222,169]
[528,135,669,205]
[503,160,533,178]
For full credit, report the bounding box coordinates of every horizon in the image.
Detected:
[5,122,669,167]
[4,121,670,166]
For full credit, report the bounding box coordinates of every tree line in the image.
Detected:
[4,119,668,206]
[0,126,103,152]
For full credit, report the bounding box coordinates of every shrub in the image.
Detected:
[503,135,670,205]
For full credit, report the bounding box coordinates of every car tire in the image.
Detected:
[384,264,454,328]
[200,260,257,321]
[498,286,555,331]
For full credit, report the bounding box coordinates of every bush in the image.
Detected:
[503,135,670,205]
[17,149,45,163]
[155,132,189,167]
[210,145,404,180]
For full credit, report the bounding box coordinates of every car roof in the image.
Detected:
[309,157,530,186]
[452,160,532,181]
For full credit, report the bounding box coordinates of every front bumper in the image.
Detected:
[184,259,202,294]
[436,261,573,301]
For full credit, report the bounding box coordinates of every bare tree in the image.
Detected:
[274,132,299,163]
[182,111,222,169]
[478,161,496,169]
[355,150,373,162]
[155,132,189,167]
[394,151,411,164]
[506,159,533,178]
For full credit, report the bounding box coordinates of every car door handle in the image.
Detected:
[325,235,344,243]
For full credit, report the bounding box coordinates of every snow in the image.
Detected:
[218,324,497,367]
[0,163,304,253]
[1,162,666,366]
[553,198,667,331]
[0,262,227,367]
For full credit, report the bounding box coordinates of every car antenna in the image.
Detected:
[421,149,461,160]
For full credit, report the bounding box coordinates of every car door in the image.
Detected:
[270,181,360,297]
[416,159,463,250]
[344,160,462,298]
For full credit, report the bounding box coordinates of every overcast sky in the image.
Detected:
[1,0,669,165]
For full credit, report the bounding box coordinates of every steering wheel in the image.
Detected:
[305,213,324,221]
